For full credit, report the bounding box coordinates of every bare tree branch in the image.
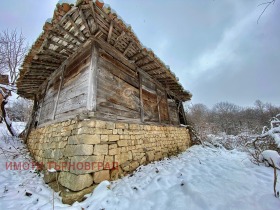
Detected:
[257,0,276,24]
[0,29,28,136]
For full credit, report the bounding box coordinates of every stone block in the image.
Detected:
[93,170,110,183]
[94,144,108,155]
[115,123,128,129]
[68,134,100,145]
[58,172,93,191]
[117,140,128,147]
[108,135,119,142]
[70,155,105,174]
[64,145,93,156]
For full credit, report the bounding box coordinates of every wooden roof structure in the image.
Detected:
[17,0,192,101]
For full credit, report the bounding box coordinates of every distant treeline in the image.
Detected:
[185,100,280,137]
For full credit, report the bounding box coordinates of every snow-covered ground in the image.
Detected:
[0,123,279,210]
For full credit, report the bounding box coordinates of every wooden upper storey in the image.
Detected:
[17,0,191,101]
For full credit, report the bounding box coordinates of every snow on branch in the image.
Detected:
[260,114,280,147]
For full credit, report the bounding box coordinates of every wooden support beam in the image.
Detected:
[58,25,83,44]
[43,49,68,59]
[38,80,50,125]
[139,73,144,122]
[156,87,161,123]
[31,61,60,68]
[50,32,78,46]
[28,65,57,70]
[67,15,86,40]
[36,55,63,64]
[123,41,133,56]
[52,65,66,120]
[89,1,98,32]
[129,50,143,61]
[107,21,113,43]
[79,8,91,35]
[48,39,74,55]
[139,60,154,69]
[94,30,103,38]
[87,41,99,111]
[145,67,163,73]
[114,31,125,47]
[180,101,187,125]
[165,90,171,124]
[135,55,148,65]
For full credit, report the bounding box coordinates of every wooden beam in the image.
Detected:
[87,41,99,111]
[58,25,83,44]
[43,49,68,59]
[38,80,50,125]
[139,60,154,68]
[50,32,77,46]
[165,90,171,124]
[135,55,148,65]
[89,1,98,32]
[52,65,66,120]
[145,67,163,74]
[67,15,86,40]
[31,61,60,68]
[48,39,74,55]
[114,31,125,47]
[139,73,144,122]
[123,41,133,56]
[156,87,161,123]
[129,50,143,61]
[107,21,113,43]
[79,8,91,35]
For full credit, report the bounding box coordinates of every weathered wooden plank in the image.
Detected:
[107,21,113,42]
[87,42,99,111]
[123,41,133,56]
[58,24,83,44]
[56,93,87,114]
[52,65,66,120]
[97,69,140,111]
[139,73,144,122]
[79,8,91,35]
[156,87,161,123]
[67,15,86,40]
[99,56,139,88]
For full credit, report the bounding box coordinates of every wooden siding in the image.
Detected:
[96,56,141,122]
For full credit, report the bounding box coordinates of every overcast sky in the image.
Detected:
[0,0,279,108]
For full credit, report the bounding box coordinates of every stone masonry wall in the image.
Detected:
[27,119,191,193]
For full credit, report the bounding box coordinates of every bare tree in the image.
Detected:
[0,29,28,136]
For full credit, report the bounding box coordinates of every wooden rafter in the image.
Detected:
[67,15,86,40]
[114,31,125,47]
[107,21,113,43]
[139,60,154,68]
[122,41,133,56]
[30,61,60,68]
[43,49,68,59]
[48,39,74,55]
[129,50,143,61]
[57,25,83,44]
[135,55,148,65]
[78,8,91,35]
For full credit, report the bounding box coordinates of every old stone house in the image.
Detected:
[17,0,192,204]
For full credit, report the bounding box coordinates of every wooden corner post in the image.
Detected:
[87,41,99,112]
[138,72,144,122]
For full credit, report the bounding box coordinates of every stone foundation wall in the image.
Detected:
[27,119,190,195]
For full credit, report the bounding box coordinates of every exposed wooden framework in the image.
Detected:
[17,0,191,125]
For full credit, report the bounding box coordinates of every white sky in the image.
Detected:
[0,0,279,108]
